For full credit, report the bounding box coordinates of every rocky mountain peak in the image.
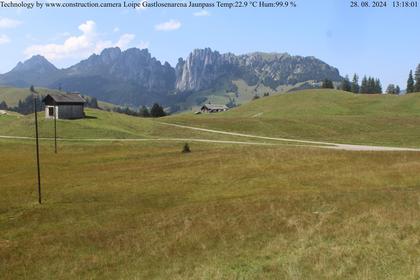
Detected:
[99,47,122,63]
[176,48,236,92]
[11,55,58,74]
[176,49,342,92]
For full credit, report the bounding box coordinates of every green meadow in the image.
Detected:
[1,89,420,279]
[168,89,420,147]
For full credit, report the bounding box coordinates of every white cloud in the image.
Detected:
[138,40,150,49]
[193,10,210,17]
[116,33,135,49]
[78,20,95,34]
[24,20,136,61]
[0,17,22,29]
[155,19,181,31]
[0,34,10,45]
[113,27,120,33]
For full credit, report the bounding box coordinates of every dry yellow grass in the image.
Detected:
[1,139,420,279]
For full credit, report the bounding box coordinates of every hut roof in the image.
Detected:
[201,104,229,110]
[42,93,86,105]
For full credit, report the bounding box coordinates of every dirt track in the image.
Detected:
[1,122,420,152]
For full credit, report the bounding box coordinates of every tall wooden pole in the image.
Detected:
[33,90,42,204]
[54,105,57,154]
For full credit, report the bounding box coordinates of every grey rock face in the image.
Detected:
[65,47,175,94]
[176,48,238,92]
[175,49,342,92]
[11,55,58,74]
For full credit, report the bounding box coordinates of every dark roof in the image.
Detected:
[42,92,86,104]
[201,104,229,110]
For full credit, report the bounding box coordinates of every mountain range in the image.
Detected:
[0,47,343,110]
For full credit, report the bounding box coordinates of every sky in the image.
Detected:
[0,0,419,88]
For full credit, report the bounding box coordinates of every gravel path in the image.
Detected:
[158,122,420,152]
[1,122,420,152]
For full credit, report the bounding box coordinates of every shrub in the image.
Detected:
[182,143,191,153]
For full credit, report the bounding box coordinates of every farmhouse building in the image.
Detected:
[200,104,229,113]
[42,92,86,120]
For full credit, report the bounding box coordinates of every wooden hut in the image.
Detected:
[42,93,86,119]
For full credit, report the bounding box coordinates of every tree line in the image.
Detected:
[322,63,420,95]
[406,64,420,93]
[322,74,383,94]
[0,95,41,114]
[112,103,166,118]
[0,94,167,118]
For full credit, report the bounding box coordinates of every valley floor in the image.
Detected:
[1,139,420,279]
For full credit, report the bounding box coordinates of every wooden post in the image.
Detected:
[54,105,57,154]
[33,93,42,204]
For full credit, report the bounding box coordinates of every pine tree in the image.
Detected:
[407,70,415,93]
[395,85,401,95]
[375,79,382,94]
[351,74,360,93]
[360,76,368,93]
[414,64,420,92]
[367,77,374,93]
[139,105,150,117]
[340,75,352,92]
[150,103,166,118]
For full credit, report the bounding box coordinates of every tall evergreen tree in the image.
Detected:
[351,74,360,93]
[414,64,420,92]
[407,70,415,93]
[139,105,150,117]
[367,77,375,93]
[375,79,382,94]
[340,75,352,92]
[360,76,368,93]
[150,103,166,118]
[395,85,401,95]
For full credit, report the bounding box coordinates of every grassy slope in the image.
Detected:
[180,79,281,112]
[1,140,420,279]
[0,108,269,143]
[178,80,319,112]
[167,89,420,147]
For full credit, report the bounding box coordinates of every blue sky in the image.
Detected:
[0,0,419,88]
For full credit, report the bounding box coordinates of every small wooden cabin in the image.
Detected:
[42,93,86,120]
[200,104,229,113]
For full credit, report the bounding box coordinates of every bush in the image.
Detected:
[182,143,191,153]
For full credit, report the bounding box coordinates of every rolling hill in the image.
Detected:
[166,89,420,147]
[3,88,420,148]
[0,108,267,143]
